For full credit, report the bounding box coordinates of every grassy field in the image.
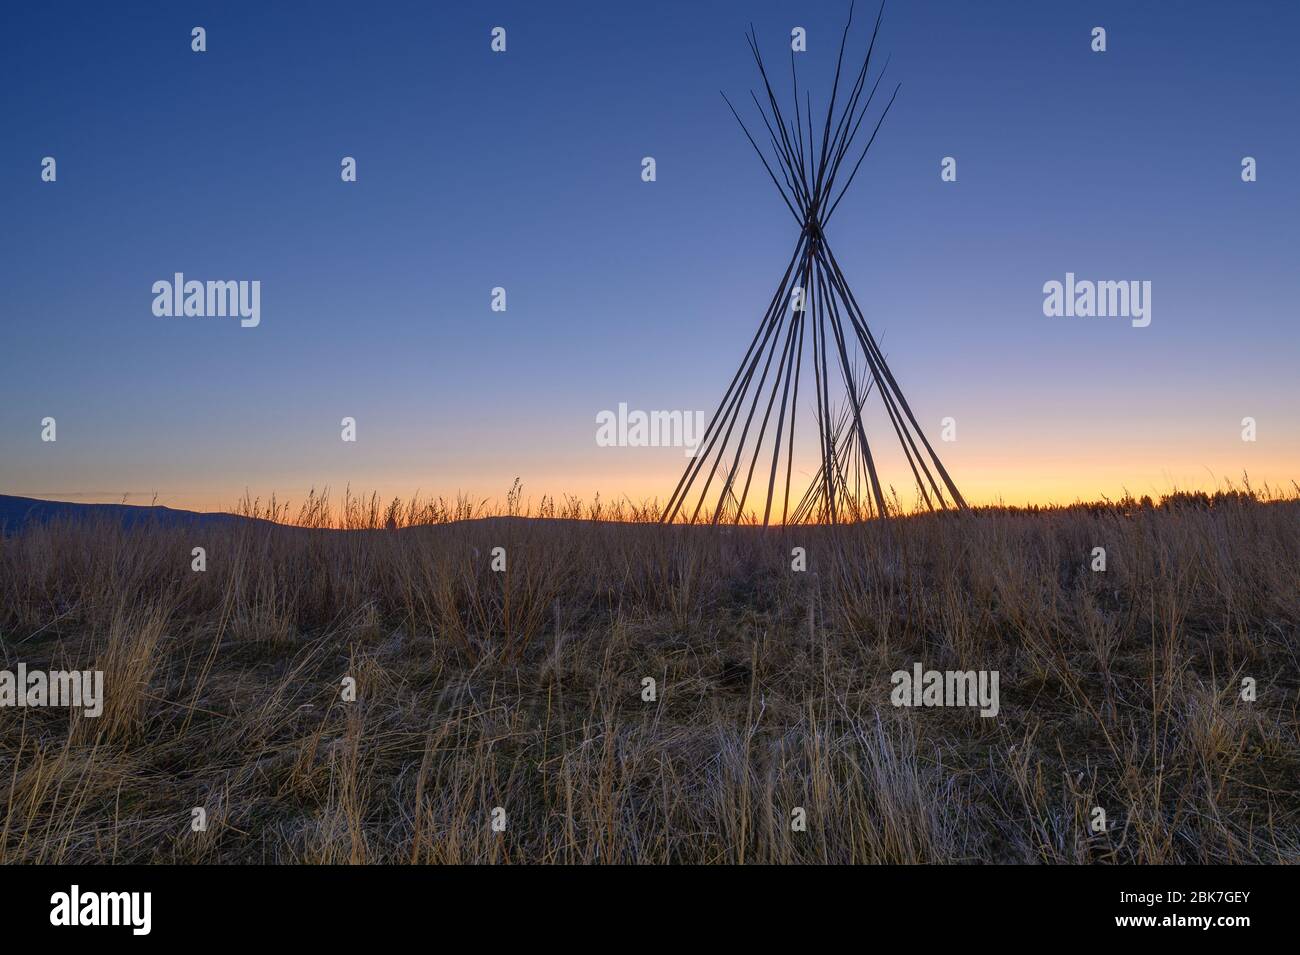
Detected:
[1,487,1297,864]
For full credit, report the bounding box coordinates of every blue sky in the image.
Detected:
[2,0,1297,510]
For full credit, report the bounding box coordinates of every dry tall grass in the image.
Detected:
[1,486,1296,863]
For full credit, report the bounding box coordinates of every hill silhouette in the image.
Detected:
[0,495,260,533]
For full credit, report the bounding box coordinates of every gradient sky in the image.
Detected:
[3,0,1297,513]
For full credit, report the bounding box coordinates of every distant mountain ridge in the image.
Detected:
[0,496,583,534]
[0,495,259,533]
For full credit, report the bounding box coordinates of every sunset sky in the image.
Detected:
[3,0,1297,514]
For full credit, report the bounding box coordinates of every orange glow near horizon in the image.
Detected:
[16,447,1297,519]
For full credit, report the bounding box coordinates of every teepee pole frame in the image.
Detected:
[662,1,965,525]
